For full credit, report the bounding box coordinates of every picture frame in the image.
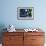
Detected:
[17,7,34,20]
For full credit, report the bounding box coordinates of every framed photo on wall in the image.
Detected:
[17,7,34,20]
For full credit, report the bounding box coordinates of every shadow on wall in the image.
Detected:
[0,24,7,43]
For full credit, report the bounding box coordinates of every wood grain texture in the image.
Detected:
[2,32,45,46]
[24,32,45,46]
[2,32,23,46]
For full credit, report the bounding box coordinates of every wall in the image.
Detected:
[0,0,46,30]
[0,0,46,43]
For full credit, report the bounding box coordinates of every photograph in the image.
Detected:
[17,7,34,20]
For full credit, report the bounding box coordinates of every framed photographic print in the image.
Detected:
[17,7,34,20]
